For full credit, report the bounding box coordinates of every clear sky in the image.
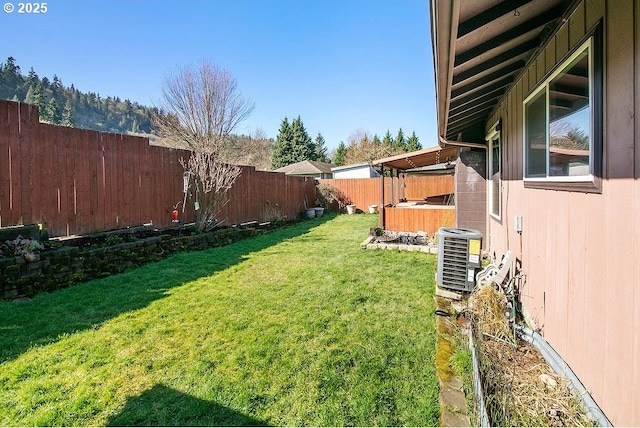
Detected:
[1,0,437,152]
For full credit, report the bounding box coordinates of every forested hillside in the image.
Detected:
[0,56,156,134]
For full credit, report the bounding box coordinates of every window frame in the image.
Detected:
[487,121,501,221]
[522,22,603,193]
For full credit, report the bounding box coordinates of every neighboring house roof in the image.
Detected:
[331,162,373,172]
[430,0,574,145]
[274,160,335,175]
[371,145,459,170]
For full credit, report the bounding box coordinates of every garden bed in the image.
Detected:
[0,221,281,300]
[466,285,594,427]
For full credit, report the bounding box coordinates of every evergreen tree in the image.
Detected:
[382,130,394,148]
[1,56,20,80]
[32,82,46,114]
[271,117,294,169]
[43,98,61,124]
[394,128,406,151]
[372,134,382,146]
[62,99,74,127]
[25,84,36,104]
[290,116,315,161]
[333,141,347,166]
[26,67,38,86]
[314,132,330,163]
[406,131,422,152]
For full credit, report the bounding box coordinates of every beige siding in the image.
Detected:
[483,0,640,424]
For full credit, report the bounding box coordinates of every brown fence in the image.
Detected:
[318,175,454,212]
[0,100,314,237]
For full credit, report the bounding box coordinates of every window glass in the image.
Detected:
[549,49,590,176]
[490,136,501,218]
[524,39,594,181]
[524,90,547,177]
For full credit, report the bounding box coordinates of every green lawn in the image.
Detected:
[0,213,439,426]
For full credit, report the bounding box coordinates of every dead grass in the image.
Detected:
[468,284,594,427]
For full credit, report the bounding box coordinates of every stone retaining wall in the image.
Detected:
[1,226,263,300]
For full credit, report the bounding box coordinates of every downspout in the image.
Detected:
[514,325,612,427]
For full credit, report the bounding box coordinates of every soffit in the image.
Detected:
[431,0,575,145]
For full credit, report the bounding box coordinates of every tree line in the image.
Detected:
[0,56,156,134]
[270,116,423,168]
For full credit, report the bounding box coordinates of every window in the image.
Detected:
[487,123,501,219]
[523,27,602,191]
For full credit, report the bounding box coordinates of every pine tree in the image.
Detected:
[333,141,347,166]
[394,128,406,151]
[372,134,382,146]
[26,67,38,86]
[406,131,422,152]
[271,117,294,169]
[382,130,394,148]
[43,98,61,124]
[290,116,315,161]
[314,132,330,163]
[31,82,46,115]
[62,99,74,127]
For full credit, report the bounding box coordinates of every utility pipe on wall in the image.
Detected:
[515,325,612,427]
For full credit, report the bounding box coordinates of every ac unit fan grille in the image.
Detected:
[441,237,469,288]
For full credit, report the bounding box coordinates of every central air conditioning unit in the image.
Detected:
[436,227,482,292]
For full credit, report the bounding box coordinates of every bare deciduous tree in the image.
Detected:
[180,152,241,231]
[153,61,254,230]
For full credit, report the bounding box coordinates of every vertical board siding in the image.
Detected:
[634,3,640,423]
[384,206,455,235]
[0,100,313,236]
[318,175,454,212]
[485,1,639,424]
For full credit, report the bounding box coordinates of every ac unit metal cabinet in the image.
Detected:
[436,227,483,292]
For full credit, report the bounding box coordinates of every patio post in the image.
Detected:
[390,168,395,206]
[379,163,385,229]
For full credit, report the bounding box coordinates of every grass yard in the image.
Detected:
[0,213,440,426]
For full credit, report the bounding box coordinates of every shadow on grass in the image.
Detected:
[107,383,269,427]
[0,215,333,364]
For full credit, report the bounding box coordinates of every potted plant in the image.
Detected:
[314,207,325,217]
[305,208,316,218]
[368,204,378,214]
[346,204,356,215]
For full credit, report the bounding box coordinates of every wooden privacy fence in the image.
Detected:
[0,100,314,237]
[318,175,454,212]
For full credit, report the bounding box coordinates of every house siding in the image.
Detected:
[455,148,487,242]
[484,0,640,424]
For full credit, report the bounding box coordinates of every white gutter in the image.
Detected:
[438,135,487,149]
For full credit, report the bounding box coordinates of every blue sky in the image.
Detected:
[1,0,437,152]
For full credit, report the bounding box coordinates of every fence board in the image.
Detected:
[0,102,10,228]
[0,100,314,237]
[384,206,456,234]
[318,175,454,212]
[8,102,21,226]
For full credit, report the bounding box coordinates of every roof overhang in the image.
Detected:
[430,0,577,147]
[371,145,459,170]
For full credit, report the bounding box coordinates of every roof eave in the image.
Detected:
[431,0,460,142]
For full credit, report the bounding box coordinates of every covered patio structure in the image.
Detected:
[372,145,459,234]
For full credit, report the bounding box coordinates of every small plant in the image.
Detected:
[263,200,286,223]
[105,235,124,246]
[0,236,43,258]
[124,234,138,243]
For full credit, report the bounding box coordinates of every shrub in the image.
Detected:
[316,183,352,211]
